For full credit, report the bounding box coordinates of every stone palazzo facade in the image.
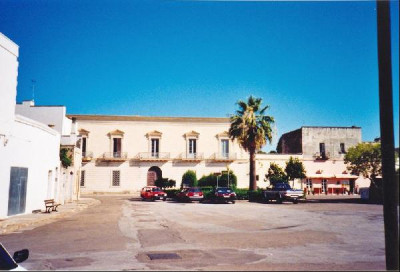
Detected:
[70,115,369,194]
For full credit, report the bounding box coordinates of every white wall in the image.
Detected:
[15,102,71,135]
[0,115,61,218]
[0,33,62,218]
[0,33,19,143]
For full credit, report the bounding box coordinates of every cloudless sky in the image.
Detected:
[0,0,398,151]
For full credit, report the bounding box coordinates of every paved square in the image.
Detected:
[0,196,386,270]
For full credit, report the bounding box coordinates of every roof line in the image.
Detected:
[66,114,230,123]
[301,126,361,129]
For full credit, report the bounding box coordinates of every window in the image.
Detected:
[112,170,120,186]
[113,138,122,157]
[188,139,197,157]
[256,175,259,181]
[82,138,87,156]
[80,170,85,187]
[221,139,229,157]
[151,139,159,157]
[319,143,325,157]
[306,179,313,189]
[322,179,327,193]
[340,143,346,154]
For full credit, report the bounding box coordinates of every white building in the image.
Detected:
[68,114,250,193]
[16,101,82,202]
[0,33,61,218]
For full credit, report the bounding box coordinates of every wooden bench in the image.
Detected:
[44,199,61,213]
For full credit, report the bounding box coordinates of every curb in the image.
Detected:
[0,198,101,235]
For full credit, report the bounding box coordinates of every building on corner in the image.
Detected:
[0,33,61,218]
[276,126,370,194]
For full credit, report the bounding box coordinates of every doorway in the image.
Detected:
[322,179,328,194]
[7,167,28,216]
[147,166,162,186]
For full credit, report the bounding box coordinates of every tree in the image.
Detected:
[229,96,274,191]
[345,142,382,186]
[155,178,176,190]
[219,170,237,188]
[60,148,72,168]
[265,163,288,186]
[285,156,306,188]
[181,170,197,188]
[344,142,382,202]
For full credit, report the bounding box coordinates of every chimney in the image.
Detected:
[22,100,34,107]
[71,117,77,135]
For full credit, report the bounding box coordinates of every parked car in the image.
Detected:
[0,243,29,271]
[140,186,167,201]
[262,183,304,204]
[206,187,236,204]
[176,187,204,202]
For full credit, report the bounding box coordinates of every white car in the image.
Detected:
[0,243,28,271]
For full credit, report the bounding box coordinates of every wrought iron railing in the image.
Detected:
[313,152,330,160]
[213,152,237,161]
[82,151,93,158]
[180,152,204,160]
[138,152,170,160]
[101,152,128,159]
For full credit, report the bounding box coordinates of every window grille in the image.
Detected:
[112,170,120,186]
[80,170,85,187]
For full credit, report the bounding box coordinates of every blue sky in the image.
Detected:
[0,0,398,151]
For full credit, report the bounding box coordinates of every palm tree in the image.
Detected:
[229,96,274,191]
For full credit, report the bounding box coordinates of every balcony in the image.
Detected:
[82,151,93,162]
[138,152,170,161]
[211,152,237,162]
[179,152,204,162]
[313,152,330,160]
[99,152,128,162]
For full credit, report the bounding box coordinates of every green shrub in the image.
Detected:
[248,189,263,202]
[164,189,180,199]
[60,148,72,168]
[198,171,238,188]
[199,186,214,192]
[155,178,176,190]
[198,174,216,187]
[181,170,197,188]
[235,188,249,200]
[219,170,237,188]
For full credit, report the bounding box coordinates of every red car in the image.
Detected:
[176,187,204,202]
[140,186,167,201]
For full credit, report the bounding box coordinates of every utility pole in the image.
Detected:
[376,0,399,270]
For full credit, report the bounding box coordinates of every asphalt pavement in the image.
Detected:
[0,195,386,271]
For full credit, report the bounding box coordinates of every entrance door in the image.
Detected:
[147,172,157,186]
[147,166,162,186]
[7,167,28,216]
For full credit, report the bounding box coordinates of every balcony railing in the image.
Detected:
[179,152,204,161]
[99,152,128,161]
[313,152,330,160]
[212,152,237,162]
[138,152,170,161]
[82,151,93,162]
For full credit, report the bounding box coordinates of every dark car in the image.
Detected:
[262,183,304,204]
[176,187,204,202]
[207,187,236,204]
